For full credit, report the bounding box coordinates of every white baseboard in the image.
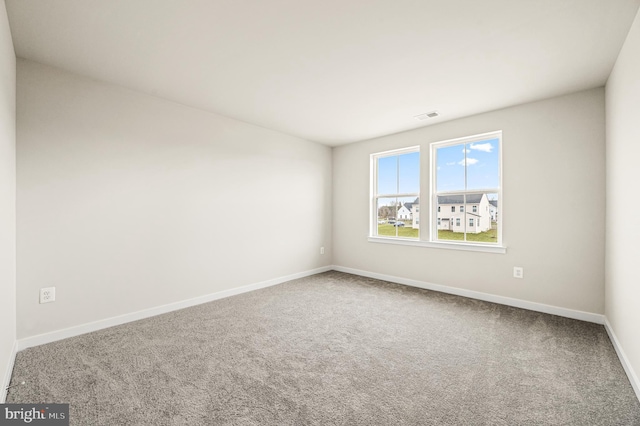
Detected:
[17,266,332,352]
[332,265,605,324]
[604,318,640,402]
[1,340,18,403]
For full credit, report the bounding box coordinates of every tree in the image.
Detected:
[378,204,397,219]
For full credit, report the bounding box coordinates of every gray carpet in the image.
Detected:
[7,271,640,425]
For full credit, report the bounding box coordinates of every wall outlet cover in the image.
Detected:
[513,267,524,279]
[40,287,56,304]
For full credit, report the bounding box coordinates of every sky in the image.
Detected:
[377,137,499,203]
[436,138,500,193]
[377,151,420,195]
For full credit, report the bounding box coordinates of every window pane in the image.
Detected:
[398,151,420,194]
[377,197,398,237]
[436,194,464,241]
[436,145,465,192]
[377,156,397,195]
[376,197,419,239]
[466,138,500,191]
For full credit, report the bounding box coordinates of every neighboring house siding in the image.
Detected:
[438,217,451,230]
[397,205,412,220]
[437,194,492,234]
[404,194,495,232]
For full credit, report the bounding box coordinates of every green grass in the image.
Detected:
[376,221,498,243]
[377,223,419,238]
[438,227,497,243]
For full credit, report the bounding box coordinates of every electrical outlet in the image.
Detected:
[513,267,524,279]
[320,246,325,255]
[40,287,56,304]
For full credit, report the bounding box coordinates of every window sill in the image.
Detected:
[367,236,507,254]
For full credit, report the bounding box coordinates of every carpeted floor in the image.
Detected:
[7,271,640,425]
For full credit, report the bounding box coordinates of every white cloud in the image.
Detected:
[445,162,456,166]
[437,166,441,170]
[458,158,479,166]
[462,148,470,154]
[469,142,493,153]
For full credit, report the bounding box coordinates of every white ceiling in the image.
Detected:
[6,0,640,146]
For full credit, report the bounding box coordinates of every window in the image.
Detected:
[371,147,419,239]
[433,131,501,246]
[369,131,503,253]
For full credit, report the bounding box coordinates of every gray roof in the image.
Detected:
[489,200,498,207]
[437,194,484,204]
[404,197,420,211]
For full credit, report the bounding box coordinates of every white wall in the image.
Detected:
[16,59,332,339]
[333,88,605,314]
[0,0,16,402]
[605,9,640,395]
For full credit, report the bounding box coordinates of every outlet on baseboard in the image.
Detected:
[513,267,524,279]
[40,287,56,304]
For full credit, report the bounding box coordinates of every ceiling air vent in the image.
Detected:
[414,111,439,120]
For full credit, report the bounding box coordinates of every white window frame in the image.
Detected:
[430,131,504,252]
[369,146,420,239]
